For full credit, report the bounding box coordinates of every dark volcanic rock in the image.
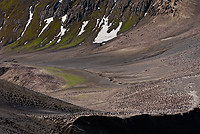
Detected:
[0,67,9,76]
[41,0,153,23]
[66,108,200,134]
[148,0,179,16]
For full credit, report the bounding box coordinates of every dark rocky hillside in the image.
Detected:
[0,0,188,51]
[0,79,88,113]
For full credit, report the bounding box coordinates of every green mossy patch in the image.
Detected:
[0,0,21,14]
[42,67,86,89]
[120,15,139,33]
[90,10,101,18]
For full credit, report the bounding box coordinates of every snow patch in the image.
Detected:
[38,17,54,37]
[47,16,70,44]
[46,39,55,46]
[17,6,34,41]
[17,37,21,41]
[57,38,61,43]
[57,26,68,43]
[110,0,117,14]
[0,38,3,44]
[24,42,28,45]
[92,19,100,31]
[161,37,175,41]
[93,16,122,43]
[21,6,34,37]
[41,37,47,44]
[0,37,3,48]
[61,14,67,23]
[98,16,106,28]
[60,26,67,36]
[96,19,100,27]
[0,27,2,31]
[59,0,63,3]
[144,12,147,16]
[35,2,40,8]
[77,21,89,36]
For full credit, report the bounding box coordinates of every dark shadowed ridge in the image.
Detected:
[66,108,200,134]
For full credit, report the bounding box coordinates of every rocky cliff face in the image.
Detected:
[0,0,190,51]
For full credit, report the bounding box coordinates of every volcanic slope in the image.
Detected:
[1,0,199,115]
[0,79,91,133]
[0,0,200,133]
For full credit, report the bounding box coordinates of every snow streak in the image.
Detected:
[77,21,89,36]
[38,17,54,37]
[20,6,34,37]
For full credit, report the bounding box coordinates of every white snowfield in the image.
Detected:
[93,16,122,44]
[78,21,89,36]
[38,17,54,37]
